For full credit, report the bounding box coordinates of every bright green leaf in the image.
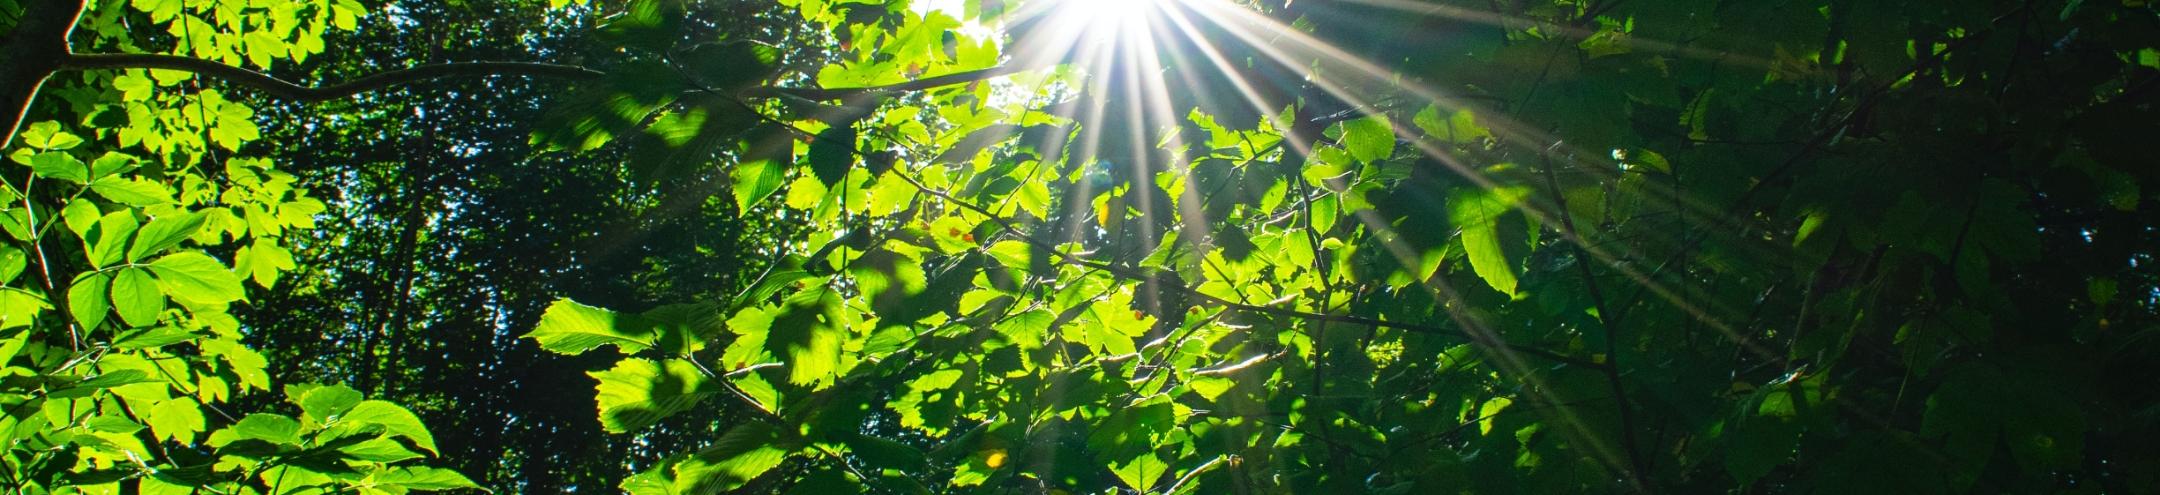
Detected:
[109,267,164,327]
[147,251,245,304]
[590,358,716,434]
[1340,115,1396,164]
[89,176,176,206]
[526,299,654,355]
[68,272,112,329]
[1449,185,1529,296]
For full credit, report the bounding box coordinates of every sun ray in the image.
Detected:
[1175,1,1789,358]
[1325,0,1785,71]
[1008,0,1810,481]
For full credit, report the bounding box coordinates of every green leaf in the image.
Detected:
[0,290,47,330]
[1340,115,1396,164]
[68,272,111,329]
[128,212,204,262]
[590,358,716,434]
[109,267,164,327]
[0,211,29,243]
[85,415,144,434]
[671,422,793,494]
[680,41,781,90]
[1448,185,1528,296]
[1724,416,1800,485]
[0,247,19,284]
[1015,175,1050,218]
[1681,89,1716,141]
[1110,451,1168,492]
[19,121,84,150]
[60,198,100,236]
[595,0,685,50]
[335,400,440,455]
[376,466,484,491]
[145,397,207,443]
[89,152,139,177]
[147,252,244,304]
[530,64,683,152]
[29,152,88,183]
[807,126,857,187]
[89,176,175,206]
[234,239,296,288]
[732,158,789,212]
[339,436,424,463]
[526,299,654,355]
[47,369,157,398]
[1413,105,1492,145]
[297,384,364,423]
[1188,376,1234,401]
[0,327,24,365]
[111,327,199,349]
[85,211,138,267]
[208,339,270,390]
[763,289,846,387]
[845,433,928,472]
[230,413,302,445]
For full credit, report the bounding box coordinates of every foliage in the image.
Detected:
[0,0,473,492]
[6,0,2159,492]
[223,0,811,489]
[522,0,2160,492]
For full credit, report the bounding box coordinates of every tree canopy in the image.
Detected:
[2,0,2157,493]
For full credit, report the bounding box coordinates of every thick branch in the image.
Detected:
[0,0,87,148]
[59,54,606,102]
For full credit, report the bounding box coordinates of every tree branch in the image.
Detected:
[59,52,1033,104]
[59,54,606,102]
[23,50,1030,147]
[1539,152,1650,488]
[0,0,87,148]
[735,64,1031,101]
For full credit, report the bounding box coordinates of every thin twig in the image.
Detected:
[1538,152,1648,488]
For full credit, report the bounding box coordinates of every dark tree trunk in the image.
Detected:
[0,0,85,147]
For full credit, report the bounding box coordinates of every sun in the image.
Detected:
[1062,0,1162,21]
[1054,0,1165,42]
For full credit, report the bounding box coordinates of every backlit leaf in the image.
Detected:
[590,358,716,434]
